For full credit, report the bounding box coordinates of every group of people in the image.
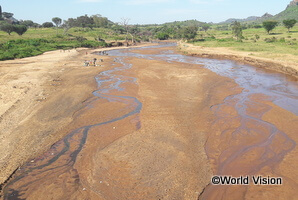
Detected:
[84,58,104,67]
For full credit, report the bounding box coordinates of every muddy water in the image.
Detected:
[2,44,298,200]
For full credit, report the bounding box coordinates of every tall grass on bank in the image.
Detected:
[0,38,109,61]
[190,25,298,57]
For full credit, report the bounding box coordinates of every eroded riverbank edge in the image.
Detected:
[178,42,298,78]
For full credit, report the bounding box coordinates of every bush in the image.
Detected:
[156,32,169,40]
[279,37,286,42]
[75,36,87,42]
[264,37,277,43]
[253,25,262,29]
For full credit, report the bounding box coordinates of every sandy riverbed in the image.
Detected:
[0,43,297,200]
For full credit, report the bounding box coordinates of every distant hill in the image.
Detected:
[163,20,206,27]
[270,3,298,21]
[219,0,298,24]
[219,13,272,24]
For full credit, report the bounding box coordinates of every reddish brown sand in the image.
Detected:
[1,45,297,200]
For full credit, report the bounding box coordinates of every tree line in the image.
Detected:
[0,10,297,43]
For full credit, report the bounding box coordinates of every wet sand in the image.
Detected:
[1,44,298,200]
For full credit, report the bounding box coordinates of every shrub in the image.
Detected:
[255,34,260,40]
[156,32,169,40]
[279,37,286,42]
[264,37,277,43]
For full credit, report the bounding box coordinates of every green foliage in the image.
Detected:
[262,21,278,34]
[64,15,97,28]
[253,25,262,29]
[0,23,15,35]
[52,17,62,27]
[201,24,211,32]
[92,14,110,28]
[0,38,109,61]
[283,19,297,32]
[20,20,34,27]
[14,25,28,36]
[255,34,260,40]
[231,21,243,41]
[176,25,198,40]
[264,37,277,43]
[156,32,169,40]
[271,6,298,21]
[189,24,297,59]
[42,22,54,28]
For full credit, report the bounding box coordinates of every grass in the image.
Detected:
[191,25,298,58]
[0,27,126,42]
[0,27,127,61]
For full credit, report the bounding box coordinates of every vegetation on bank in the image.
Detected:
[189,25,298,58]
[0,3,297,61]
[0,38,108,60]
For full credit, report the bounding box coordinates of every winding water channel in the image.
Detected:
[3,43,298,199]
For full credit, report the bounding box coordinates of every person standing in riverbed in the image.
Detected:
[93,58,97,66]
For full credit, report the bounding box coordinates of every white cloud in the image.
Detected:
[125,0,172,5]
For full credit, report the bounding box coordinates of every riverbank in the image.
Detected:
[178,42,298,78]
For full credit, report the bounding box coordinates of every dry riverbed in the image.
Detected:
[0,43,297,200]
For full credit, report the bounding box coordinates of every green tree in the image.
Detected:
[262,21,278,34]
[42,22,54,28]
[156,32,169,40]
[76,15,94,28]
[231,21,243,41]
[52,17,62,35]
[20,20,34,27]
[92,14,109,28]
[201,24,211,32]
[0,23,15,35]
[176,25,198,40]
[32,23,40,29]
[14,25,28,36]
[283,19,297,32]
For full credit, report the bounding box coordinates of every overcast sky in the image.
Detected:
[0,0,291,24]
